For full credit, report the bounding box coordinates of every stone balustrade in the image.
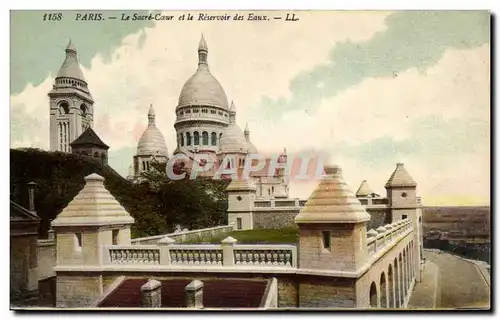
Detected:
[131,225,234,245]
[103,237,297,269]
[366,219,412,256]
[106,245,160,264]
[253,198,306,210]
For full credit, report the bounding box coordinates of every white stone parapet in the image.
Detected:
[131,225,234,245]
[102,238,297,269]
[367,219,412,256]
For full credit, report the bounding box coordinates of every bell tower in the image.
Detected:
[49,39,94,152]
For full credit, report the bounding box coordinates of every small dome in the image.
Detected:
[136,105,168,157]
[247,141,258,154]
[177,36,229,109]
[219,123,248,154]
[137,127,168,157]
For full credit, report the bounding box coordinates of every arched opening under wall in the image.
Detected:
[380,272,388,308]
[388,264,395,308]
[394,258,400,308]
[186,132,192,146]
[369,282,378,308]
[399,253,404,303]
[403,250,407,297]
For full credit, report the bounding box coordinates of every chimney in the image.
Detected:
[141,279,162,308]
[27,181,36,212]
[185,280,203,308]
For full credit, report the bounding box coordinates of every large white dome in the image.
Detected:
[177,35,229,110]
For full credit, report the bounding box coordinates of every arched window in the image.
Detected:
[80,104,87,117]
[59,102,70,115]
[194,131,200,145]
[186,132,192,146]
[142,161,146,171]
[180,133,185,147]
[211,132,217,146]
[94,152,99,158]
[202,131,209,145]
[101,153,106,163]
[370,282,378,308]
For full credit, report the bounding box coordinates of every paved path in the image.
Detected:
[425,250,490,309]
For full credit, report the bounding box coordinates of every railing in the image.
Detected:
[253,198,306,210]
[169,245,223,265]
[103,238,297,268]
[234,245,296,267]
[108,245,160,264]
[131,225,234,245]
[366,219,413,256]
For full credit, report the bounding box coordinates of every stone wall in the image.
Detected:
[37,239,56,280]
[366,208,390,230]
[253,210,299,229]
[56,273,104,307]
[131,225,234,245]
[298,276,356,308]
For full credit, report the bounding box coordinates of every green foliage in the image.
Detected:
[10,149,229,238]
[181,227,299,244]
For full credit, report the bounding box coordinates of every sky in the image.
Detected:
[10,10,490,206]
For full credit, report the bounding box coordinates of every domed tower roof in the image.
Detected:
[177,35,229,109]
[137,105,168,157]
[295,165,371,224]
[56,39,86,82]
[218,102,248,154]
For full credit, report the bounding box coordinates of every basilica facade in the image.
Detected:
[129,35,289,199]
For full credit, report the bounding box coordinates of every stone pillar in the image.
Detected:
[27,181,36,212]
[141,279,162,308]
[48,228,55,241]
[159,236,175,265]
[221,236,237,266]
[185,280,203,308]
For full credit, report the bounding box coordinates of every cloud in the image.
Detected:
[252,11,490,120]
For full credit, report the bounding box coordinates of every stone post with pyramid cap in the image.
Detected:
[295,164,371,272]
[294,165,371,308]
[51,173,135,307]
[385,163,422,282]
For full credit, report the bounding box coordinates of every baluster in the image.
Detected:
[235,252,241,264]
[260,252,266,265]
[138,251,144,263]
[171,251,177,264]
[153,250,159,264]
[194,251,200,264]
[210,252,215,264]
[272,252,278,265]
[182,251,188,264]
[285,252,291,266]
[247,251,253,265]
[279,252,284,265]
[216,251,222,264]
[111,250,116,263]
[266,251,272,265]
